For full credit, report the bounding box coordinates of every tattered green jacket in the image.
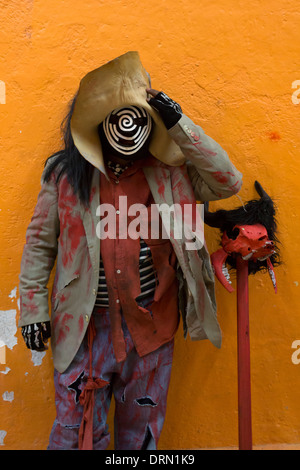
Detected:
[19,114,242,373]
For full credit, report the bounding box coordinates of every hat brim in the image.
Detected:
[70,51,185,176]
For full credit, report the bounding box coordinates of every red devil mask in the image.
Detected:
[211,223,277,293]
[205,181,281,294]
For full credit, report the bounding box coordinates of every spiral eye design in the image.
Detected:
[103,106,152,155]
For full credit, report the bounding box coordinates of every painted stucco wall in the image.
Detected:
[1,0,300,450]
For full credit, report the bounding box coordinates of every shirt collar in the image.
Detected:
[104,153,164,181]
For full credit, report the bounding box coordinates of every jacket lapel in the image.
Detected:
[143,165,173,206]
[143,165,187,271]
[80,166,101,275]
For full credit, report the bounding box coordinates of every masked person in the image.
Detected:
[18,51,243,450]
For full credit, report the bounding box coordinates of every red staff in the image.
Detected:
[205,181,280,450]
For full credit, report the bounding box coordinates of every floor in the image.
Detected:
[201,443,300,450]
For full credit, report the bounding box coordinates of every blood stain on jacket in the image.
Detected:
[54,313,74,344]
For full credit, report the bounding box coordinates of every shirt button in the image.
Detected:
[116,210,120,215]
[116,299,120,303]
[85,314,89,322]
[116,269,121,274]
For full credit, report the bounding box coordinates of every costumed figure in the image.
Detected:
[19,51,243,450]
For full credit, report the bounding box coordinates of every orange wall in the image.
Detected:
[1,0,300,450]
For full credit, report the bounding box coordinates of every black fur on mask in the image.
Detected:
[204,181,282,275]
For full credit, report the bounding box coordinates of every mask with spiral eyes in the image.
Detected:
[98,105,153,161]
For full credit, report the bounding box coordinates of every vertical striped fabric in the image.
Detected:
[95,238,157,308]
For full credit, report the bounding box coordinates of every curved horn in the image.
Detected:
[210,247,234,293]
[254,181,271,199]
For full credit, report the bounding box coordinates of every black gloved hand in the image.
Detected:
[147,89,183,130]
[21,321,51,351]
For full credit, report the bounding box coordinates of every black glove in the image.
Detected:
[148,91,183,130]
[21,321,51,351]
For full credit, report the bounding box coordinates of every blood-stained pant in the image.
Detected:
[48,297,174,450]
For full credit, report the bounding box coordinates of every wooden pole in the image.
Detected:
[236,256,252,450]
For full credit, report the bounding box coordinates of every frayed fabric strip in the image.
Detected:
[78,316,109,450]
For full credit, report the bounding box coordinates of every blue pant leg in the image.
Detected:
[48,310,114,450]
[113,294,174,450]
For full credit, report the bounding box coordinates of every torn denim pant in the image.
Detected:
[48,295,174,450]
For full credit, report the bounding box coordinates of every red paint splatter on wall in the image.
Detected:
[267,131,281,141]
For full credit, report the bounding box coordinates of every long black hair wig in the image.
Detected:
[42,93,95,208]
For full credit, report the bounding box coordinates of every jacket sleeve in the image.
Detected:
[167,114,243,201]
[18,159,60,327]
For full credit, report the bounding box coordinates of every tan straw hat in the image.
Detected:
[70,51,185,176]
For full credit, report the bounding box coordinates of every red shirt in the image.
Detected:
[98,154,179,362]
